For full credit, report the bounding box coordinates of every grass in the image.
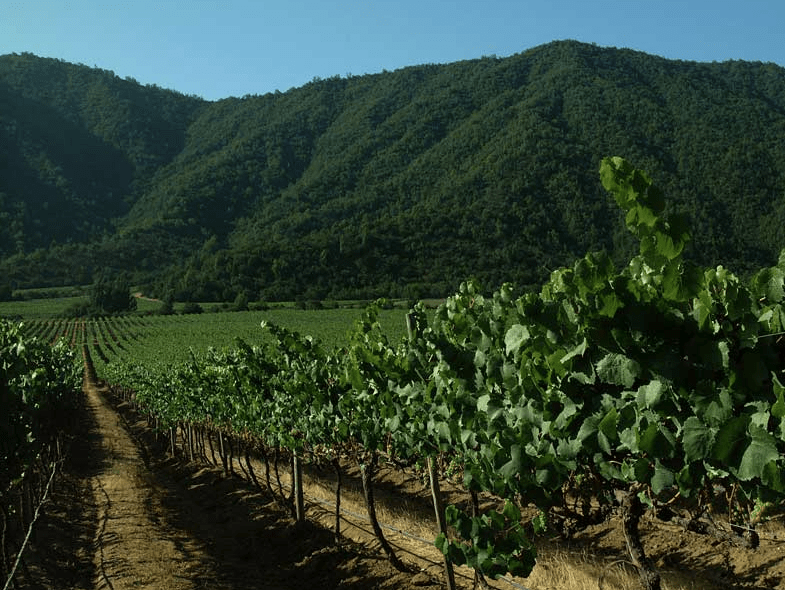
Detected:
[0,296,89,319]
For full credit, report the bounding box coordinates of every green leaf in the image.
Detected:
[599,156,660,214]
[761,460,785,492]
[499,444,522,479]
[662,260,702,301]
[504,324,530,356]
[447,542,468,565]
[703,388,733,426]
[597,291,624,317]
[637,380,666,409]
[577,415,599,442]
[560,338,588,364]
[691,294,714,331]
[507,554,537,578]
[639,422,673,457]
[626,205,657,229]
[751,266,785,303]
[712,416,750,467]
[598,407,619,441]
[388,414,400,432]
[699,340,730,371]
[682,417,715,462]
[619,427,638,452]
[738,425,780,481]
[655,232,685,262]
[461,428,477,447]
[651,461,675,494]
[596,353,640,388]
[434,533,449,554]
[556,437,581,459]
[501,499,521,522]
[772,375,785,419]
[433,420,451,443]
[597,431,612,454]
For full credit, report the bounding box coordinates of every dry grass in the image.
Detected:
[525,547,719,590]
[294,466,725,590]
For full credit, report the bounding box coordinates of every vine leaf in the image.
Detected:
[682,417,715,462]
[652,461,675,494]
[712,416,750,467]
[738,425,780,481]
[504,324,530,356]
[596,352,640,388]
[751,266,785,303]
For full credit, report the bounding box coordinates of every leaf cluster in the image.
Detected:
[0,319,82,517]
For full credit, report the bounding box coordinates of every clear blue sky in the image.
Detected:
[2,0,783,101]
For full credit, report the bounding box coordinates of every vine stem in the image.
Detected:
[2,462,58,590]
[427,456,456,590]
[359,452,407,572]
[293,454,305,523]
[620,488,661,590]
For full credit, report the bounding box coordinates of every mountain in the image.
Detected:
[1,41,785,302]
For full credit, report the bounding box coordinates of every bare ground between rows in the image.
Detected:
[16,371,443,590]
[18,369,785,590]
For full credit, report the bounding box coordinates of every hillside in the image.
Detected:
[1,41,784,301]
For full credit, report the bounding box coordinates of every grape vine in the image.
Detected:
[0,319,82,587]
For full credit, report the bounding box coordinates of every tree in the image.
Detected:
[158,292,175,315]
[233,290,249,311]
[90,275,137,314]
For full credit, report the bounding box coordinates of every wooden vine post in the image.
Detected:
[332,458,343,543]
[293,453,305,523]
[427,457,457,590]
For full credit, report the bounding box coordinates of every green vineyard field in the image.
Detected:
[14,307,412,373]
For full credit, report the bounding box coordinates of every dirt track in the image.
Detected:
[18,366,444,590]
[86,374,220,590]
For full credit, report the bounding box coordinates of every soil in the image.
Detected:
[12,363,785,590]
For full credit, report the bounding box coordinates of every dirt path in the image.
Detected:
[84,376,217,590]
[17,367,445,590]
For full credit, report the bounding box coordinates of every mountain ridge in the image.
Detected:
[1,41,784,301]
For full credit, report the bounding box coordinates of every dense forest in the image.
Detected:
[1,40,784,302]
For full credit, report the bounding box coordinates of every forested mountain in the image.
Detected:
[1,41,785,301]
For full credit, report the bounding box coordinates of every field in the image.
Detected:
[5,300,413,370]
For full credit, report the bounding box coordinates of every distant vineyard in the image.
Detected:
[19,308,411,374]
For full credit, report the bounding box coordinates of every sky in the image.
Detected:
[2,0,784,101]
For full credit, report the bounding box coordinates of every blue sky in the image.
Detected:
[2,1,783,101]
